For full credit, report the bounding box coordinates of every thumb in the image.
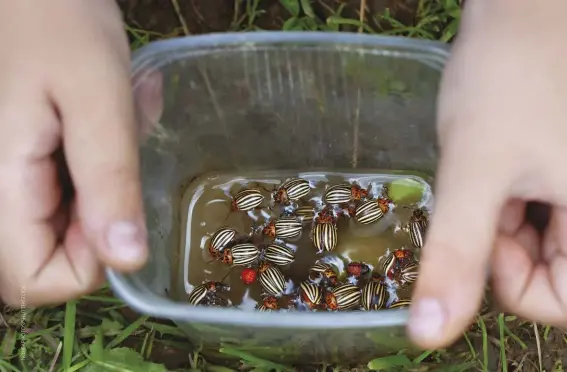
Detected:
[408,139,511,348]
[53,40,148,272]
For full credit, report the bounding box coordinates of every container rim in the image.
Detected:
[130,31,450,77]
[108,31,449,329]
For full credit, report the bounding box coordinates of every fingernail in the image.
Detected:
[106,221,146,263]
[408,298,446,341]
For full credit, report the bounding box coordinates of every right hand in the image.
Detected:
[0,0,149,307]
[408,0,567,349]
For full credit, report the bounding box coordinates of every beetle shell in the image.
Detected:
[188,284,208,305]
[400,262,419,285]
[299,281,322,309]
[409,211,428,248]
[312,223,338,252]
[208,226,237,258]
[346,262,370,277]
[274,178,311,204]
[294,205,316,222]
[264,244,295,266]
[256,305,272,312]
[382,253,396,278]
[232,188,264,211]
[361,281,387,310]
[323,184,352,205]
[265,217,302,239]
[259,264,286,295]
[355,200,384,225]
[389,299,412,309]
[326,283,361,311]
[308,262,334,280]
[223,243,259,266]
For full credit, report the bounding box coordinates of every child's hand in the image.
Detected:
[0,0,148,307]
[409,0,567,348]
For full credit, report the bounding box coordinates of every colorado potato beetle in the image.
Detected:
[208,226,237,259]
[293,205,316,223]
[263,217,303,240]
[393,248,414,268]
[399,262,419,286]
[346,262,370,278]
[188,281,230,306]
[325,283,362,311]
[409,208,428,248]
[308,262,338,285]
[261,295,279,310]
[273,178,311,204]
[299,281,323,310]
[264,243,295,266]
[232,188,264,211]
[389,299,411,309]
[324,183,369,205]
[258,262,286,296]
[256,305,272,312]
[354,200,385,225]
[315,206,337,225]
[361,281,387,310]
[222,243,259,266]
[381,253,396,279]
[312,223,338,252]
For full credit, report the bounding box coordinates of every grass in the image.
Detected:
[1,0,566,370]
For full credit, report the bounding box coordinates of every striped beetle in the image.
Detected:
[263,217,302,240]
[399,262,419,286]
[381,252,397,279]
[222,243,259,266]
[299,281,323,310]
[389,299,411,309]
[264,243,295,266]
[258,262,286,295]
[354,197,392,225]
[408,208,428,248]
[294,205,316,223]
[308,262,339,286]
[361,281,387,310]
[231,188,264,211]
[273,178,311,204]
[208,226,237,259]
[312,223,338,252]
[188,281,230,306]
[325,283,362,311]
[323,183,369,205]
[256,305,272,312]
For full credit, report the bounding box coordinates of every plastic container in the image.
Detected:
[107,32,449,365]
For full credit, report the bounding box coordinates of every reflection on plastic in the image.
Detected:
[134,69,164,141]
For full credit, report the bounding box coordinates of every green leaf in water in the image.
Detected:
[388,178,426,204]
[367,354,413,370]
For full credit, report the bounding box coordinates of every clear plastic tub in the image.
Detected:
[107,32,449,365]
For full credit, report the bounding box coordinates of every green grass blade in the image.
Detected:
[368,355,412,370]
[498,313,508,372]
[477,316,488,372]
[106,315,149,350]
[63,300,77,371]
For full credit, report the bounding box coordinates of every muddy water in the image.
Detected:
[179,170,434,310]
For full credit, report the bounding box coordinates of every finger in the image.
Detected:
[498,198,525,235]
[408,138,512,349]
[0,122,103,306]
[492,228,567,325]
[50,29,148,271]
